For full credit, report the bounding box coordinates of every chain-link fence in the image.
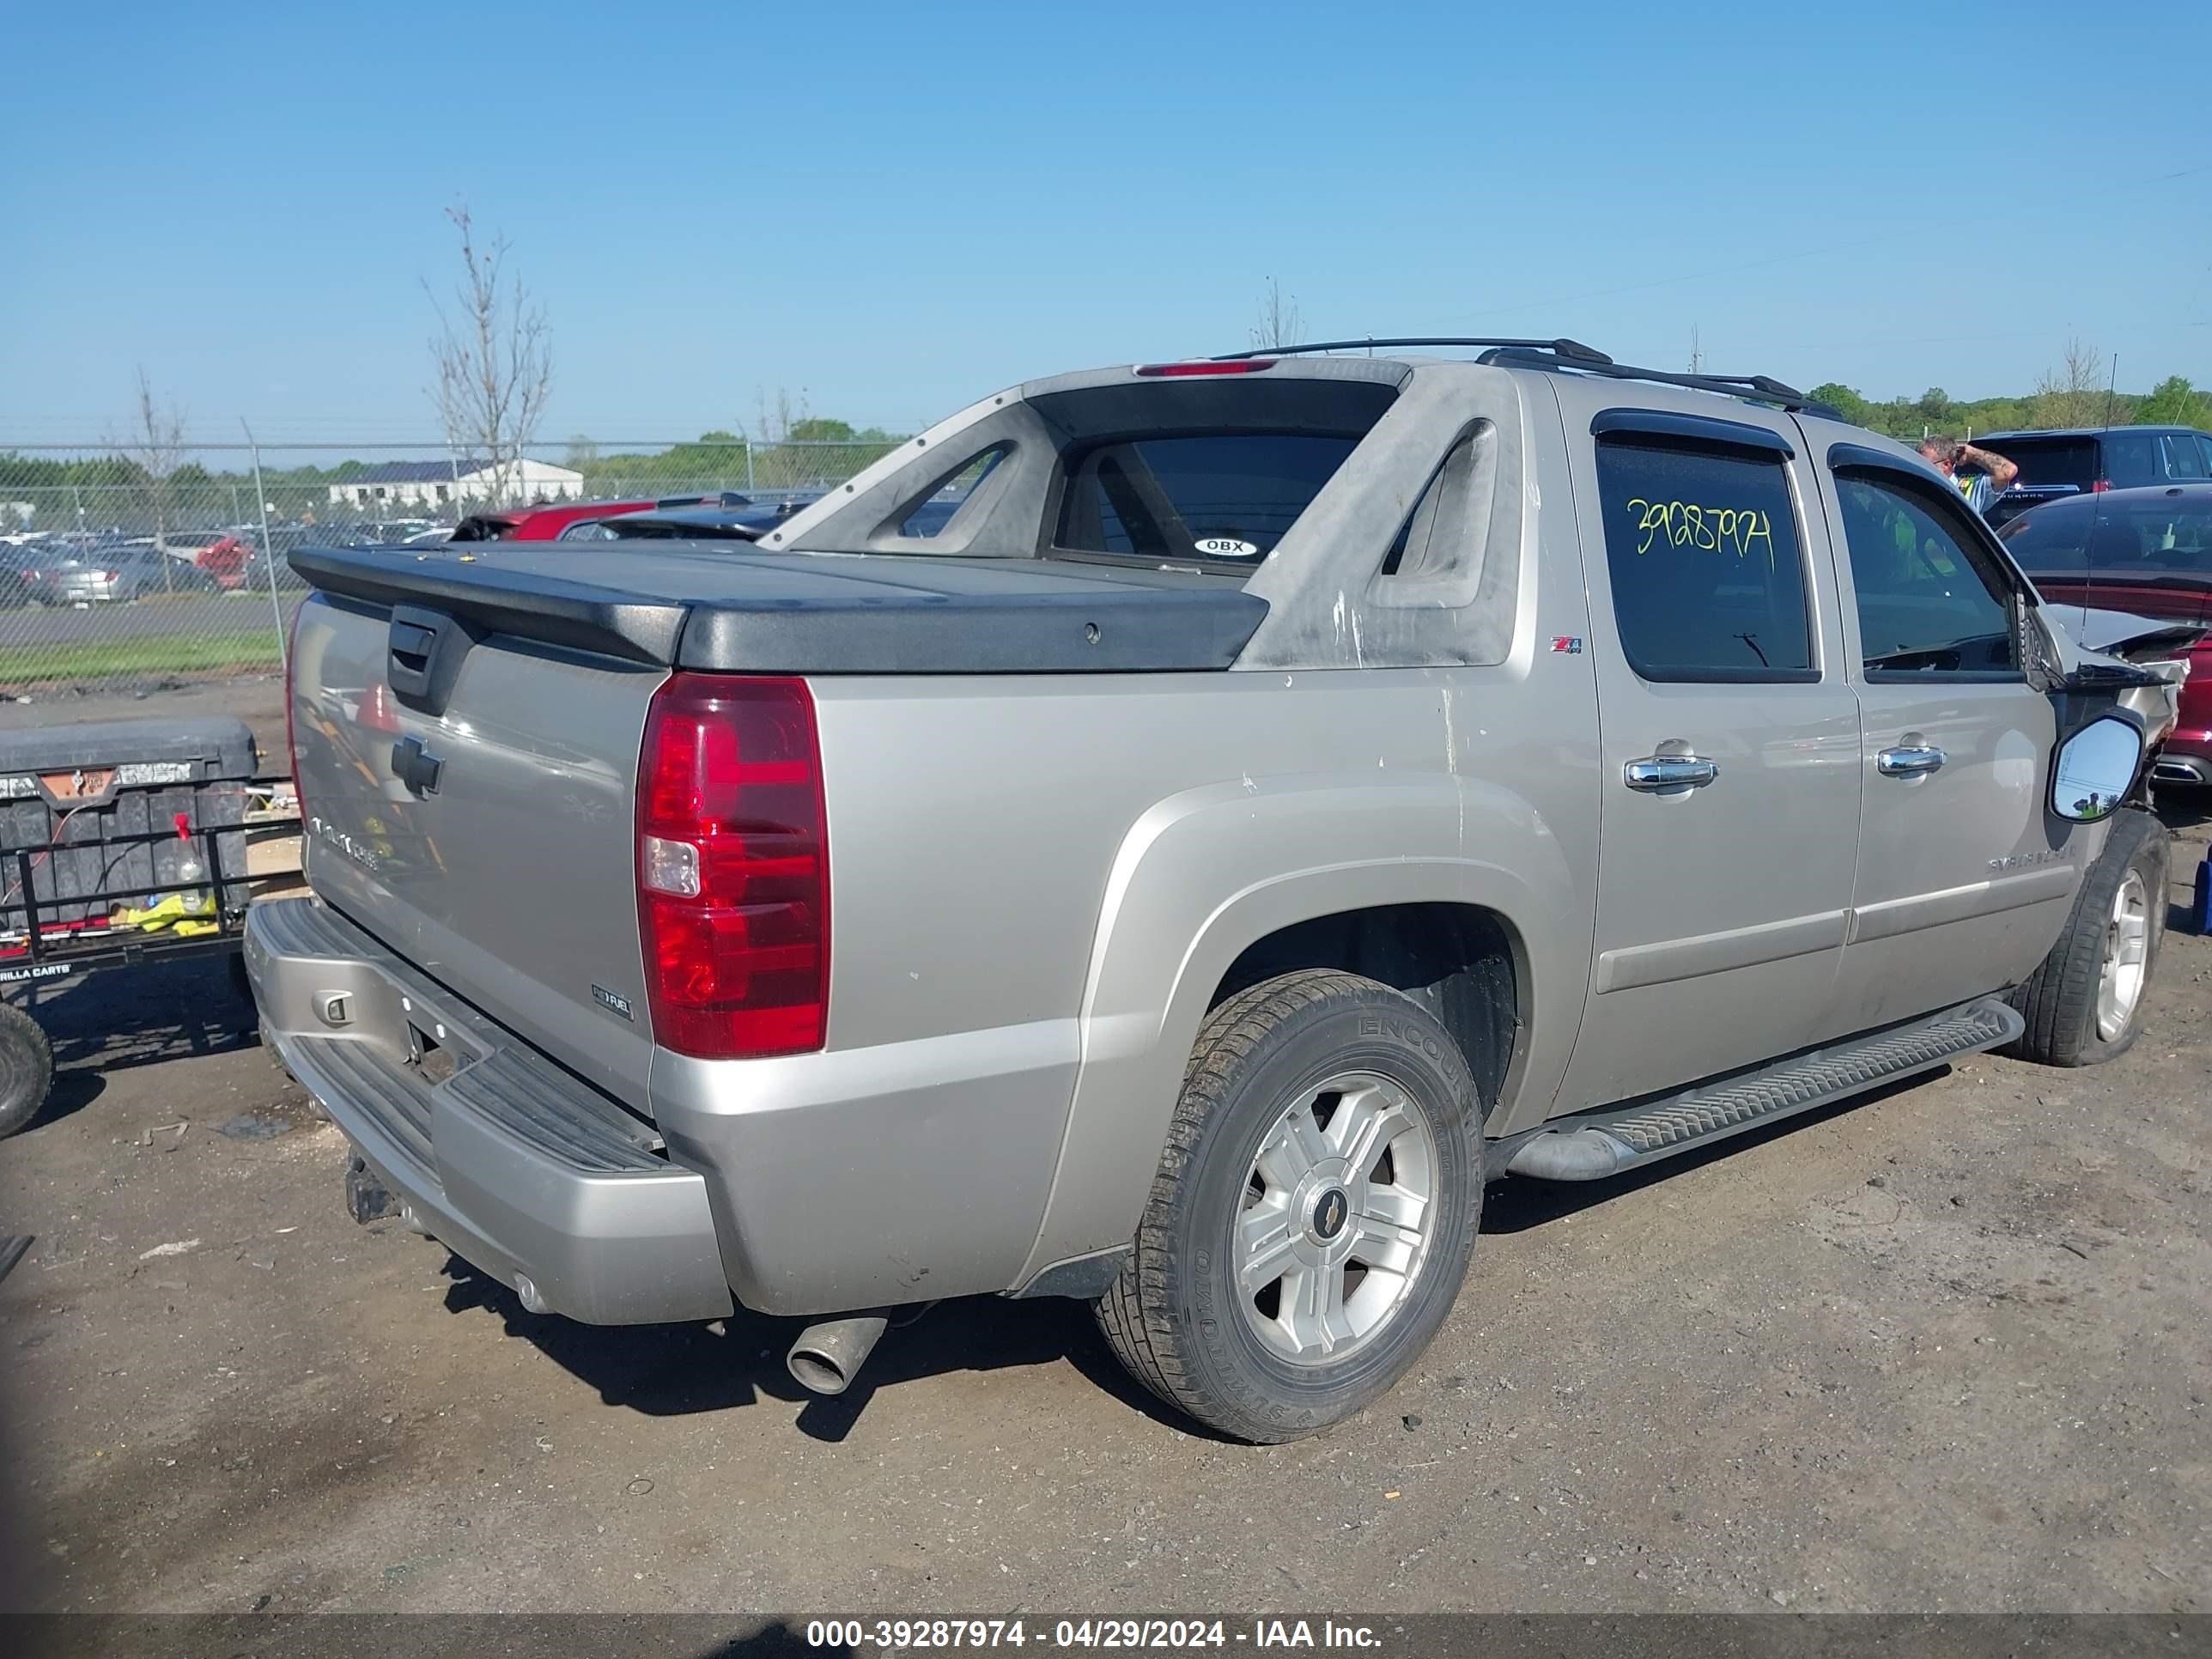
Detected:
[0,437,894,696]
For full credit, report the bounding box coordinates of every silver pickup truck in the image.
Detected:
[248,338,2180,1443]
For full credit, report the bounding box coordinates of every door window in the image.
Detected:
[1592,440,1814,681]
[1835,474,2019,678]
[2159,433,2209,481]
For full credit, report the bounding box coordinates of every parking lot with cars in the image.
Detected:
[3,579,2209,1621]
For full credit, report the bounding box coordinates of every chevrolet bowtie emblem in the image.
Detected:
[392,735,443,796]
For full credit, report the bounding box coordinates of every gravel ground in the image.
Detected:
[0,684,2207,1620]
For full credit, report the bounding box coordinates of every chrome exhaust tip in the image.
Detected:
[787,1313,890,1395]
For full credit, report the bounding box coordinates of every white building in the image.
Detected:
[326,458,585,512]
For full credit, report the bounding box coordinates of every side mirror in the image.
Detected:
[2051,715,2145,823]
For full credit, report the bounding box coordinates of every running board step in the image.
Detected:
[1505,997,2023,1182]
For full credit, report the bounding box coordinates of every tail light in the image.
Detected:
[2092,479,2112,493]
[636,673,829,1059]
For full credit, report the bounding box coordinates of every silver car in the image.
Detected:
[27,551,125,605]
[249,339,2185,1442]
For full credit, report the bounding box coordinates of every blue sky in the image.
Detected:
[4,0,2209,447]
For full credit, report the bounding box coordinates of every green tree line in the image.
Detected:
[1804,374,2204,441]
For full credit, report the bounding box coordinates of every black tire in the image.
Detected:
[1094,969,1482,1443]
[2005,807,2168,1066]
[0,1002,55,1139]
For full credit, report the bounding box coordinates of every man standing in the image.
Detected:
[1917,434,2019,517]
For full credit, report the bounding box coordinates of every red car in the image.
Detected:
[449,492,756,542]
[157,530,253,587]
[2001,483,2212,787]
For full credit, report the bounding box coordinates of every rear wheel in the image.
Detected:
[1095,970,1482,1443]
[2006,808,2167,1066]
[0,1002,55,1139]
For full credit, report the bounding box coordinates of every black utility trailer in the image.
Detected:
[0,718,290,1135]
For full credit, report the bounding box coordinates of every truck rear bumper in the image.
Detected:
[245,896,733,1326]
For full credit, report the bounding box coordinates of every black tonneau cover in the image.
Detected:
[289,542,1268,673]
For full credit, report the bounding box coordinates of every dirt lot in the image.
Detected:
[2,683,2208,1619]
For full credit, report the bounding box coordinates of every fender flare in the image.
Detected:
[1012,769,1587,1285]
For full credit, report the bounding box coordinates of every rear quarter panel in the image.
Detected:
[778,659,1599,1300]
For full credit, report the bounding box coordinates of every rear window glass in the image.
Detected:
[1593,440,1813,680]
[1997,438,2099,490]
[1999,498,2094,571]
[1054,434,1359,564]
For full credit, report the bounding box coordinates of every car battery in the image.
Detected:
[0,717,258,934]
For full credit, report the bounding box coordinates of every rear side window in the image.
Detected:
[900,445,1007,538]
[1593,441,1814,681]
[1054,434,1360,565]
[2102,433,2160,488]
[1999,498,2094,572]
[1836,476,2018,678]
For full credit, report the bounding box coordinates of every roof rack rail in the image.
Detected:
[1212,337,1613,365]
[1206,336,1841,419]
[1474,345,1837,416]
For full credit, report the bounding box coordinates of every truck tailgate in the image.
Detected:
[289,595,665,1103]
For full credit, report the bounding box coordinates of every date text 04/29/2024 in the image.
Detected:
[803,1620,1382,1651]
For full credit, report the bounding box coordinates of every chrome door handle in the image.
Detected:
[1624,755,1720,792]
[1877,744,1947,777]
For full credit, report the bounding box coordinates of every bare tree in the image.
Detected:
[2029,338,2112,430]
[425,206,553,507]
[1250,277,1304,351]
[123,367,185,593]
[754,386,811,446]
